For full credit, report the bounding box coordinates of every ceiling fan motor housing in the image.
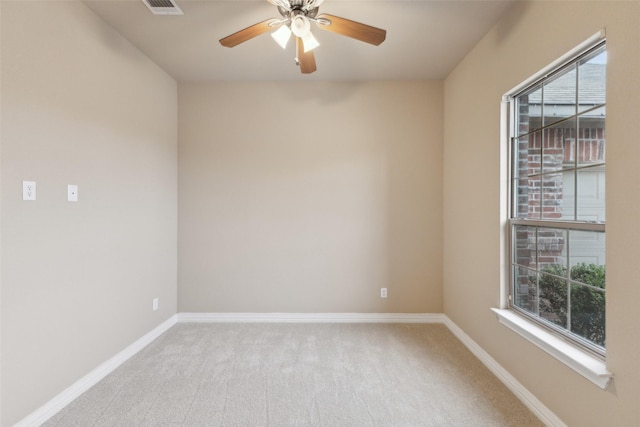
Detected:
[277,2,319,20]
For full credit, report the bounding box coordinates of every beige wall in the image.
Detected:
[5,0,639,425]
[0,0,3,422]
[178,82,443,313]
[443,1,640,425]
[1,2,178,424]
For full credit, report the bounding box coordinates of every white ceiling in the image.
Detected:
[84,0,516,82]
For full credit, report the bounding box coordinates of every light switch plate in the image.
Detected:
[23,181,36,201]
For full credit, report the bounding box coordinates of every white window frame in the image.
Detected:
[494,31,612,389]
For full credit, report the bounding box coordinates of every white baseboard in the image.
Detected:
[442,315,566,427]
[15,315,178,427]
[16,312,563,427]
[178,312,446,323]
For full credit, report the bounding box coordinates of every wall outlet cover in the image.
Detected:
[23,181,36,201]
[68,185,78,202]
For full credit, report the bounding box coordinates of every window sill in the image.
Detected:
[491,308,612,389]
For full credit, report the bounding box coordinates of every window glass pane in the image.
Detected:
[512,134,527,178]
[560,170,576,220]
[514,131,542,219]
[544,118,576,172]
[577,107,605,167]
[570,283,605,347]
[528,130,542,176]
[517,84,542,135]
[578,48,606,113]
[513,225,536,269]
[542,171,570,220]
[543,64,577,127]
[576,167,605,222]
[538,270,567,328]
[569,231,606,279]
[537,227,566,269]
[514,266,538,315]
[519,174,541,219]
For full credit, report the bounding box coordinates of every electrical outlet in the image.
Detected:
[152,298,159,311]
[23,181,36,201]
[380,288,387,298]
[68,185,78,202]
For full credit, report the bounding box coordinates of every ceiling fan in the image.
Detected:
[219,0,386,74]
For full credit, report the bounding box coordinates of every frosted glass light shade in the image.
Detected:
[302,31,320,52]
[291,15,311,37]
[271,25,292,49]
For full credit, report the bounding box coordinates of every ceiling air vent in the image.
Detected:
[142,0,183,15]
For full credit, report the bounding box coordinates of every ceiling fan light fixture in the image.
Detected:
[219,0,387,74]
[302,31,320,52]
[290,15,311,37]
[271,25,292,49]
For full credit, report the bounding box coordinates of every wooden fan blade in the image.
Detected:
[219,19,280,47]
[316,14,386,46]
[296,37,317,74]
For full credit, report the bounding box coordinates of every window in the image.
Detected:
[507,42,606,357]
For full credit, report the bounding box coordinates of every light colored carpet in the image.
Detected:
[45,323,544,426]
